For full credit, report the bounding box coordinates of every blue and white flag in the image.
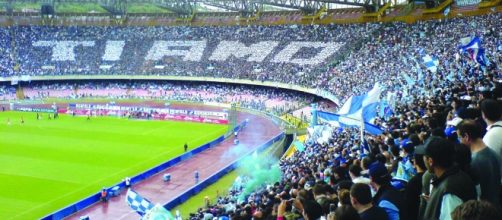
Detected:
[422,55,439,72]
[317,111,384,135]
[337,82,381,123]
[337,95,366,115]
[126,189,155,216]
[459,36,481,51]
[320,83,382,135]
[472,47,490,66]
[459,36,489,66]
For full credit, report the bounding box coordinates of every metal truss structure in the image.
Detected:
[0,0,389,16]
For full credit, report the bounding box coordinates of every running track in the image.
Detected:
[65,112,281,219]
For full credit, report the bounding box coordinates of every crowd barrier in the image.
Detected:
[41,121,246,220]
[163,132,285,210]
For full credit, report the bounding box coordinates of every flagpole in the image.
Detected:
[360,110,365,154]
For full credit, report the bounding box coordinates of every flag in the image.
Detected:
[459,36,489,66]
[337,82,381,123]
[472,47,489,66]
[401,72,415,86]
[126,189,155,216]
[459,36,481,51]
[336,95,366,115]
[317,111,384,135]
[293,140,306,152]
[320,83,382,135]
[422,55,439,72]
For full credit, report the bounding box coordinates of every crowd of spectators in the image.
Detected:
[328,12,501,101]
[0,23,378,90]
[2,81,316,115]
[186,12,502,220]
[1,13,500,105]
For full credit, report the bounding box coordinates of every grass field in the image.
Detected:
[0,111,227,219]
[127,3,171,13]
[56,3,108,14]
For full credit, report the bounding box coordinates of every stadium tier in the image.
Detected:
[1,81,317,115]
[0,13,500,103]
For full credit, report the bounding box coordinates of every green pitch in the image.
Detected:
[0,111,227,219]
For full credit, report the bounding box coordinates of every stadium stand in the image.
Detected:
[13,81,316,115]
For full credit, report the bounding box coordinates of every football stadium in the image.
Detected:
[0,0,501,219]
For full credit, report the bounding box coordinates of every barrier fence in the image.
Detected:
[41,121,246,220]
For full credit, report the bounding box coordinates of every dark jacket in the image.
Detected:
[373,184,407,220]
[405,172,424,220]
[423,166,476,220]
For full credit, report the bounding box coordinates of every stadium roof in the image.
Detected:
[0,0,388,15]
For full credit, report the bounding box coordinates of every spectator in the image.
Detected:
[349,164,370,185]
[457,120,501,206]
[334,205,362,220]
[416,137,476,220]
[451,200,502,220]
[480,99,502,181]
[405,152,426,220]
[350,183,388,220]
[369,162,406,220]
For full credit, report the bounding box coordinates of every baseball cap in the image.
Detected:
[415,136,453,158]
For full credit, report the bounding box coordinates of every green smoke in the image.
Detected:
[237,152,282,202]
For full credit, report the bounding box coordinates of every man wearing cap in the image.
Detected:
[417,137,476,220]
[369,162,406,220]
[457,120,501,207]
